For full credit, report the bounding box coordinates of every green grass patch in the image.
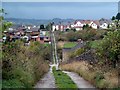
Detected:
[64,42,77,48]
[52,67,77,89]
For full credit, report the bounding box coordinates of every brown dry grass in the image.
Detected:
[57,41,66,48]
[60,61,118,88]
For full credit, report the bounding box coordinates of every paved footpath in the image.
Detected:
[63,71,97,89]
[34,66,56,88]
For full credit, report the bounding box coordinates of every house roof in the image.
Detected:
[84,20,92,24]
[74,20,83,24]
[18,27,26,30]
[74,20,93,25]
[99,19,112,25]
[26,27,39,32]
[93,20,100,26]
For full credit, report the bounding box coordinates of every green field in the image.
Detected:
[52,67,77,89]
[63,42,77,48]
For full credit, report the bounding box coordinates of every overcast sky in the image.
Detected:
[2,1,118,20]
[2,0,120,2]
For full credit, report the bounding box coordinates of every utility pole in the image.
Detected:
[50,23,53,64]
[50,22,55,64]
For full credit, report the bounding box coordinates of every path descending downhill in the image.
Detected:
[34,66,56,88]
[63,71,97,89]
[34,32,97,89]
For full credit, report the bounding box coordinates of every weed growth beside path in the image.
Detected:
[52,67,77,89]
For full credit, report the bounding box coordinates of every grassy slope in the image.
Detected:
[52,67,77,89]
[63,42,77,48]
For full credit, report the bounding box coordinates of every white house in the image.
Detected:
[28,26,31,30]
[74,21,84,27]
[100,23,108,29]
[52,19,114,31]
[56,25,59,30]
[60,25,64,31]
[40,31,46,36]
[72,21,84,31]
[71,24,74,28]
[52,25,56,31]
[91,23,98,29]
[89,21,100,29]
[75,26,83,31]
[52,25,59,31]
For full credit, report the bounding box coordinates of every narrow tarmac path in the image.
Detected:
[34,66,56,88]
[63,71,97,89]
[34,70,97,89]
[35,31,97,89]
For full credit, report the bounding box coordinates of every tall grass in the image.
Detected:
[61,61,118,88]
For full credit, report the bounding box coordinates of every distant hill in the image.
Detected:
[5,18,75,26]
[5,18,51,26]
[5,18,111,26]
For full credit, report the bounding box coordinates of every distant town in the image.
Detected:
[2,17,117,44]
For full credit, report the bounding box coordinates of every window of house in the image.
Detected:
[40,37,44,40]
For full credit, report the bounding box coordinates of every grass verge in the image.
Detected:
[52,67,77,89]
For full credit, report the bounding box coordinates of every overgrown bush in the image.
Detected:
[2,40,49,88]
[96,30,120,68]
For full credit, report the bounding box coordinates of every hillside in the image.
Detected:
[5,18,75,25]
